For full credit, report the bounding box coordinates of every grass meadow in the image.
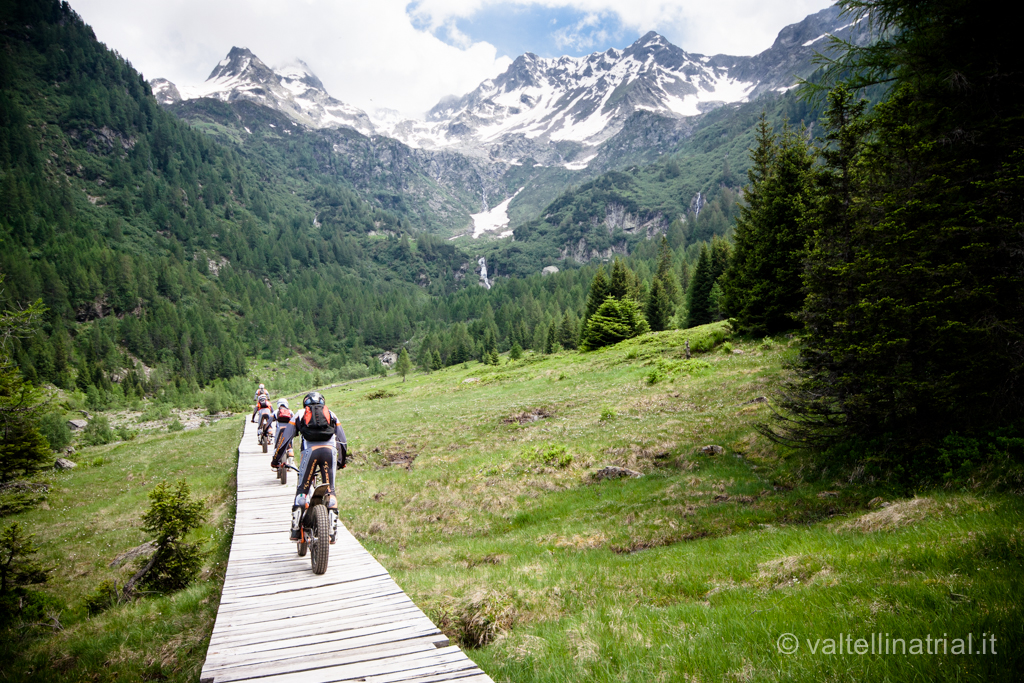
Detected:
[1,323,1020,681]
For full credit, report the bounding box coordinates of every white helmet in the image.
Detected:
[259,383,265,390]
[277,398,289,409]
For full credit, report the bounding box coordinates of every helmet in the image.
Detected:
[303,391,324,407]
[277,398,289,409]
[259,383,265,390]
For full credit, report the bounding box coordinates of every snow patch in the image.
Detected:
[471,188,523,238]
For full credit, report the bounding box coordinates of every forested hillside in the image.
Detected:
[0,0,531,404]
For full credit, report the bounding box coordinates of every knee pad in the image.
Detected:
[294,494,308,508]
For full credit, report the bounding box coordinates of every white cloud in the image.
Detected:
[69,0,833,116]
[70,0,512,116]
[552,12,616,52]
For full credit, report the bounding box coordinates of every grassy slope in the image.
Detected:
[319,328,1022,682]
[2,327,1020,682]
[0,418,240,682]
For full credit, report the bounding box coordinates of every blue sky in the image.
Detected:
[413,4,632,59]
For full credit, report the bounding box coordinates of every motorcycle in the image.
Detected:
[292,469,336,574]
[277,448,294,485]
[257,414,272,453]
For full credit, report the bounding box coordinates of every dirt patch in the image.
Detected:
[502,407,554,424]
[373,446,418,470]
[838,497,937,533]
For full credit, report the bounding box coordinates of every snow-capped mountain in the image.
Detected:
[152,6,859,169]
[386,6,857,159]
[151,47,375,135]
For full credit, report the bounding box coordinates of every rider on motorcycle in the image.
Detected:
[271,398,294,470]
[251,394,273,442]
[273,391,347,543]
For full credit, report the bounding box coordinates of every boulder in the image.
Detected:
[589,466,642,481]
[541,265,560,276]
[54,458,77,470]
[68,419,88,431]
[700,445,725,455]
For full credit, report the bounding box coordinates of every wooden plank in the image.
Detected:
[200,418,493,683]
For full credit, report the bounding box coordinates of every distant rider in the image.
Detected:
[254,383,268,404]
[271,398,294,470]
[273,391,347,544]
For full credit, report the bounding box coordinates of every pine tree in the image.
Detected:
[775,0,1024,457]
[580,297,651,350]
[395,347,411,382]
[584,268,610,320]
[558,311,579,350]
[608,258,640,301]
[654,236,681,304]
[722,115,813,335]
[645,278,673,332]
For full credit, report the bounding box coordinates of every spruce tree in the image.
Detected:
[584,268,610,320]
[654,236,681,304]
[645,278,673,332]
[722,115,814,335]
[775,0,1024,457]
[580,297,651,350]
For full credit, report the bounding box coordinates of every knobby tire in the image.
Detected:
[309,505,330,574]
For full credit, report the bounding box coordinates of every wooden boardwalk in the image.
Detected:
[200,418,494,683]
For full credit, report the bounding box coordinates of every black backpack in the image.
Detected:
[297,404,335,440]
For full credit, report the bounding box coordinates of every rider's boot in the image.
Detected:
[326,494,339,544]
[290,505,303,542]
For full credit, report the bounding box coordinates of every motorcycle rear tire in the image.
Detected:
[297,540,307,557]
[262,440,267,453]
[278,464,287,485]
[309,504,330,574]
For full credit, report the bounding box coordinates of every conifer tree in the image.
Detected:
[774,0,1024,456]
[645,278,673,332]
[654,236,681,304]
[584,268,610,320]
[580,297,651,350]
[395,347,411,382]
[722,115,814,335]
[684,239,731,328]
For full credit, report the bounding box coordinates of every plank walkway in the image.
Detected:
[200,418,494,683]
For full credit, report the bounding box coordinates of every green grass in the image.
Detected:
[317,326,1022,682]
[3,325,1020,682]
[0,418,240,682]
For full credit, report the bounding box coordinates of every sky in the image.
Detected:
[71,0,834,117]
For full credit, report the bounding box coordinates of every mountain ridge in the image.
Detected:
[152,6,859,171]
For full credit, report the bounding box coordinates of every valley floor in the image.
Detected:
[2,327,1020,681]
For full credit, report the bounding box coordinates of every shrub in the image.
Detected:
[134,480,207,594]
[37,412,72,452]
[81,415,115,446]
[600,407,616,421]
[167,418,184,432]
[524,444,573,469]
